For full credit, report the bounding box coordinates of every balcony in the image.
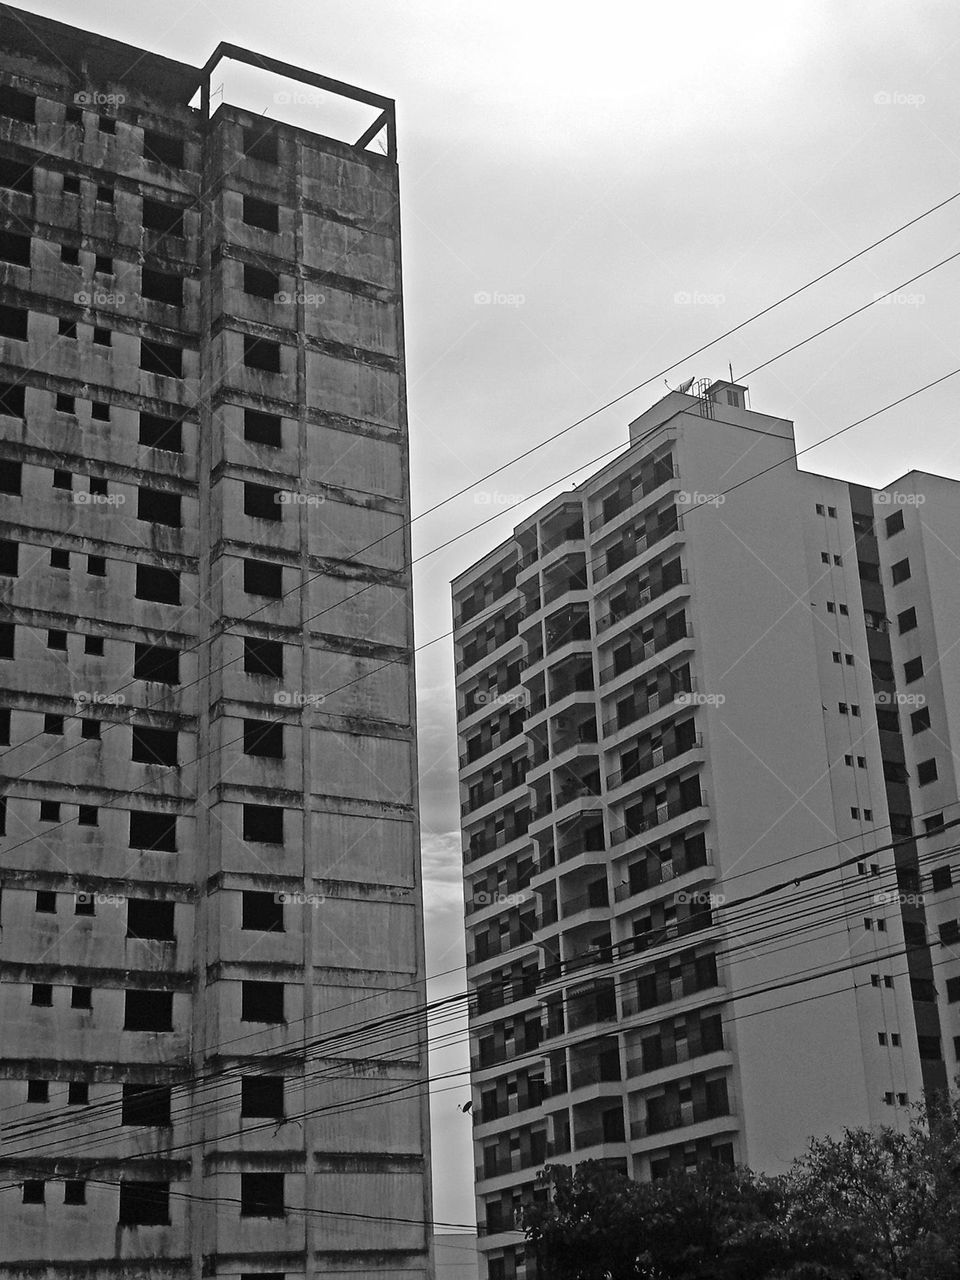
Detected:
[596,571,689,634]
[609,790,707,845]
[614,847,713,902]
[589,466,679,533]
[594,515,682,584]
[574,1123,626,1150]
[560,886,610,920]
[630,1099,731,1139]
[601,678,695,739]
[605,735,703,791]
[599,623,692,686]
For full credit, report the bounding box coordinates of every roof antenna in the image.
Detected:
[729,362,734,383]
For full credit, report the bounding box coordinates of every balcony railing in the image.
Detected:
[569,1061,623,1090]
[602,677,696,738]
[605,735,702,791]
[609,790,708,845]
[560,888,610,919]
[613,848,713,902]
[596,572,688,634]
[574,1124,626,1149]
[594,516,682,583]
[599,624,692,686]
[630,1100,731,1139]
[589,467,679,533]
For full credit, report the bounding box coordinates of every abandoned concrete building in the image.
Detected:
[0,6,433,1278]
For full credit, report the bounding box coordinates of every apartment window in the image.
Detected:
[244,482,282,520]
[39,801,60,822]
[827,506,837,517]
[0,459,21,495]
[80,719,100,740]
[94,254,113,274]
[96,185,113,204]
[931,866,953,892]
[0,621,15,659]
[834,555,842,565]
[63,175,81,195]
[72,987,92,1009]
[32,984,53,1006]
[127,899,175,941]
[135,565,180,604]
[75,894,95,917]
[832,651,841,664]
[241,891,284,932]
[27,1079,49,1102]
[857,756,866,768]
[123,990,173,1031]
[129,811,177,852]
[61,244,79,264]
[243,264,280,299]
[0,85,35,121]
[839,703,848,715]
[53,468,72,492]
[84,636,104,655]
[911,706,931,734]
[851,704,860,717]
[0,707,9,741]
[131,726,178,766]
[242,803,284,844]
[89,478,107,498]
[0,156,33,191]
[852,808,860,820]
[885,510,905,536]
[897,607,918,634]
[92,326,111,348]
[858,560,880,583]
[91,401,110,421]
[118,1182,170,1226]
[243,719,284,759]
[820,552,829,565]
[122,1084,171,1126]
[64,1181,86,1205]
[826,602,835,614]
[142,199,185,236]
[243,336,282,373]
[839,603,848,615]
[35,891,56,913]
[904,656,924,683]
[243,637,283,677]
[98,115,116,134]
[0,230,30,265]
[140,268,183,307]
[0,380,25,417]
[947,976,960,1003]
[0,304,28,340]
[243,125,279,163]
[917,758,938,786]
[844,755,853,767]
[891,558,911,584]
[815,503,825,515]
[140,339,183,378]
[241,1076,284,1118]
[243,559,283,597]
[134,644,180,685]
[22,1181,45,1204]
[241,981,284,1023]
[78,805,98,826]
[0,539,17,576]
[139,412,183,451]
[244,409,282,446]
[143,130,184,167]
[242,196,280,233]
[48,630,67,651]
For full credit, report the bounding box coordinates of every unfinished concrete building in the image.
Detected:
[0,7,433,1278]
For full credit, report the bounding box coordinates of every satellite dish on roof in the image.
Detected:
[677,376,696,394]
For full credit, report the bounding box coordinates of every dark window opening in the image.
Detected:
[137,486,181,527]
[129,810,177,852]
[242,891,284,932]
[121,1083,171,1126]
[43,713,63,734]
[135,643,180,684]
[71,987,92,1009]
[244,409,282,446]
[27,1079,49,1101]
[241,1076,284,1118]
[142,199,185,236]
[118,1181,170,1225]
[123,989,174,1032]
[87,556,106,577]
[0,380,25,416]
[94,254,112,274]
[80,719,100,740]
[22,1181,45,1204]
[131,726,178,766]
[56,393,75,413]
[140,340,183,378]
[141,268,183,307]
[67,1081,88,1105]
[47,629,67,650]
[0,304,28,340]
[91,401,110,421]
[35,891,56,913]
[243,126,279,163]
[243,803,284,844]
[139,412,183,451]
[31,983,53,1006]
[241,981,284,1024]
[0,156,32,191]
[0,230,30,265]
[0,459,22,494]
[127,899,175,941]
[0,85,35,122]
[64,1180,86,1204]
[243,719,284,759]
[135,565,180,604]
[244,482,282,520]
[244,637,283,677]
[39,801,59,822]
[243,559,283,597]
[50,548,69,569]
[243,264,280,299]
[143,130,184,167]
[78,805,98,826]
[243,336,282,373]
[242,196,280,232]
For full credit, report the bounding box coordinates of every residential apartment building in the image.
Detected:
[0,8,433,1279]
[453,378,960,1280]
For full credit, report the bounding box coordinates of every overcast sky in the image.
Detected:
[13,0,960,1232]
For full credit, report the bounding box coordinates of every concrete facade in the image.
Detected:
[0,8,433,1279]
[452,380,957,1280]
